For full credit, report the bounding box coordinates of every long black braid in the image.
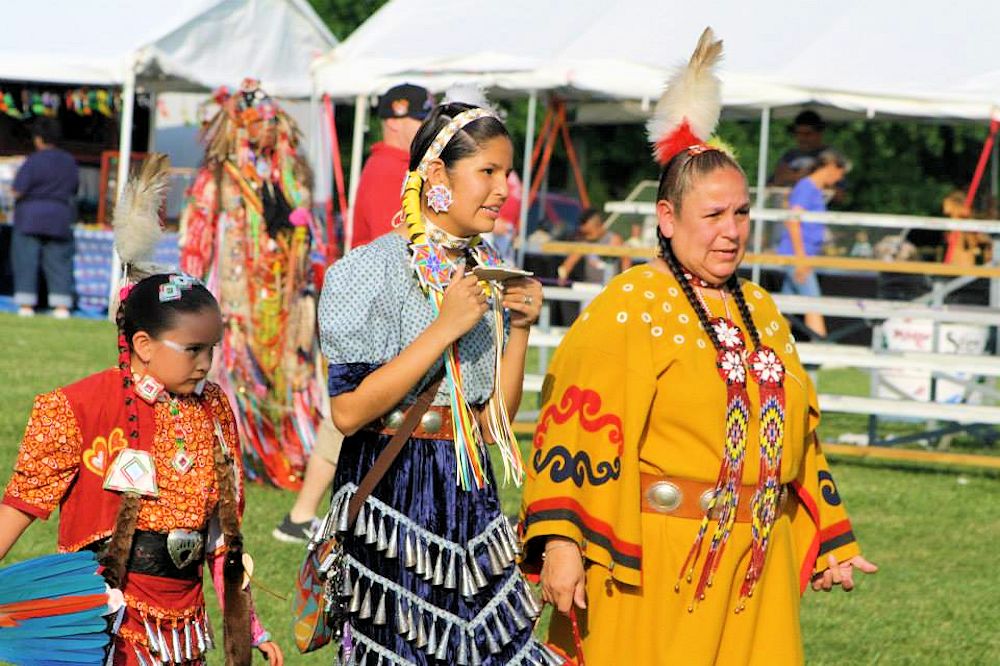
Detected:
[101,297,143,589]
[657,227,723,351]
[656,227,762,353]
[726,273,762,350]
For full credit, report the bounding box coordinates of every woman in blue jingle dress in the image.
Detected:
[314,102,561,665]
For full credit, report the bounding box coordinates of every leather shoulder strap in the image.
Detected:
[346,373,445,525]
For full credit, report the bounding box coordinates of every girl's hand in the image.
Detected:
[436,265,488,340]
[811,553,878,592]
[502,277,543,329]
[540,537,586,615]
[258,641,283,664]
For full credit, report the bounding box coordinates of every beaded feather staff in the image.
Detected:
[648,28,788,608]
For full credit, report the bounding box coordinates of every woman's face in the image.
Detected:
[656,167,750,285]
[426,136,513,237]
[132,308,224,395]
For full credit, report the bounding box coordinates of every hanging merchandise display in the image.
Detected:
[65,88,120,118]
[0,90,22,119]
[25,90,60,118]
[0,89,59,119]
[0,86,120,120]
[179,79,322,489]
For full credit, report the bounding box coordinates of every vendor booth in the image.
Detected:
[0,0,336,311]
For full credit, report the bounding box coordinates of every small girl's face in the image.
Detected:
[132,308,224,395]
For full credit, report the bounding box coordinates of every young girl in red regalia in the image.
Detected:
[0,157,283,666]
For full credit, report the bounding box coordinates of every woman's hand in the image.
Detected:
[811,553,878,592]
[436,265,488,340]
[258,641,283,664]
[540,538,586,615]
[502,277,543,330]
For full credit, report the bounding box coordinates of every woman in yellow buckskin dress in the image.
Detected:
[520,29,877,665]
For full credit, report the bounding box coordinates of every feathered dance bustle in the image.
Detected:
[646,27,724,165]
[0,551,116,665]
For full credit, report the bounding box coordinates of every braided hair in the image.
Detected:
[407,102,511,173]
[655,148,762,353]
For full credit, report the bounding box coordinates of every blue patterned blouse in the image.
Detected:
[318,232,503,407]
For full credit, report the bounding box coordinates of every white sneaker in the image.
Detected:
[17,307,35,318]
[52,308,71,320]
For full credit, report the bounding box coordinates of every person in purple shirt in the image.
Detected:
[775,148,850,337]
[10,118,78,318]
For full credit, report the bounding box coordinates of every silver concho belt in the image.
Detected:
[166,529,205,570]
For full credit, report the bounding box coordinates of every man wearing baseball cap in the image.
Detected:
[351,83,434,248]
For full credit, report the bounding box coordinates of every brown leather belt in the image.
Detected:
[376,405,454,440]
[640,473,788,522]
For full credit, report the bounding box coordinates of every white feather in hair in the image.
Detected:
[646,27,724,165]
[112,153,170,271]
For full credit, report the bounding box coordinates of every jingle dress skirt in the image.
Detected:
[327,427,557,665]
[317,235,560,665]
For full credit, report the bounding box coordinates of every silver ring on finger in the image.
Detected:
[523,295,533,305]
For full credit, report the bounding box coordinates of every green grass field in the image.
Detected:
[1,313,998,664]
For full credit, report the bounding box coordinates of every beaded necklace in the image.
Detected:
[168,397,195,474]
[133,373,197,475]
[673,268,787,610]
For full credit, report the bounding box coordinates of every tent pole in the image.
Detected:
[116,71,136,201]
[991,113,999,310]
[345,93,367,254]
[991,127,999,202]
[107,66,137,315]
[751,105,771,284]
[516,89,538,268]
[146,92,157,152]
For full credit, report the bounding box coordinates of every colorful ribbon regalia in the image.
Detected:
[179,80,323,489]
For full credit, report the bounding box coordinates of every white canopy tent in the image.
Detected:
[2,0,336,305]
[1,0,336,201]
[312,0,1000,257]
[313,0,999,115]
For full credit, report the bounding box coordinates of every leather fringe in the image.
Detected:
[212,424,252,665]
[101,491,142,590]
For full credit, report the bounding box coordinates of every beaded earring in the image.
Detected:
[426,184,453,213]
[134,374,165,404]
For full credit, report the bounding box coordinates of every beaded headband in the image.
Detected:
[416,107,499,177]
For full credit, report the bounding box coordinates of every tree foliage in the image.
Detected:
[307,0,389,39]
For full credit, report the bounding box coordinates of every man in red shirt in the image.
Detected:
[350,83,433,248]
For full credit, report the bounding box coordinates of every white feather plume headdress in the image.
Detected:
[112,153,172,280]
[108,154,173,317]
[646,27,724,166]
